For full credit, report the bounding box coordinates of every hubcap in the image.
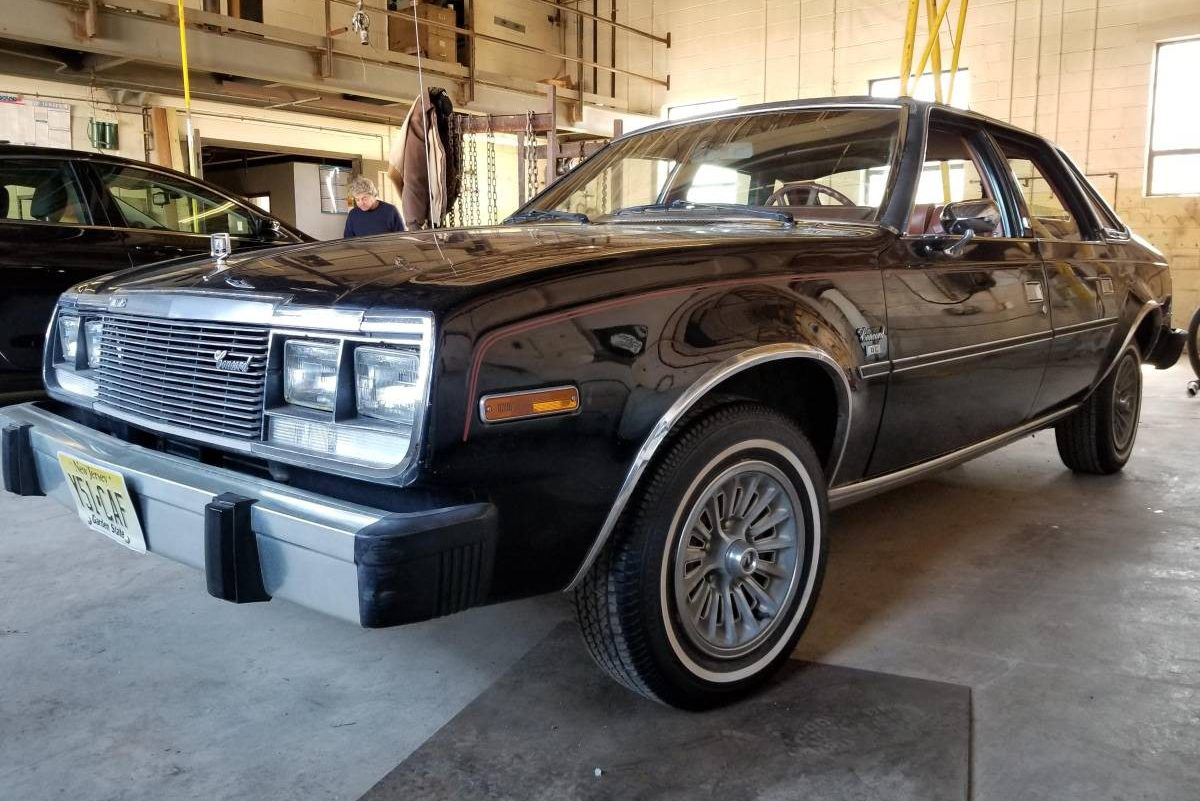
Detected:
[671,460,805,660]
[1111,354,1140,452]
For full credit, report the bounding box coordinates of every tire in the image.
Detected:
[1187,306,1200,380]
[573,402,828,709]
[1055,345,1143,474]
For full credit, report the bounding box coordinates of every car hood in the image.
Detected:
[73,221,883,315]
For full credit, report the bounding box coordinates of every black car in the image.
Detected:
[0,145,310,402]
[0,98,1185,708]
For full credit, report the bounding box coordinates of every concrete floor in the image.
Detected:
[1,363,1198,800]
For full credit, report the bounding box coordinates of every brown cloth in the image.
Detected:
[388,89,450,228]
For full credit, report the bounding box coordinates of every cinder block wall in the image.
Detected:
[647,0,1200,324]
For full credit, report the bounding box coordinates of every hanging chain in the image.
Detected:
[486,120,498,225]
[464,128,478,227]
[601,166,609,215]
[524,111,539,202]
[446,113,459,228]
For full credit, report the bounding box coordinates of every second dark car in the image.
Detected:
[0,145,310,402]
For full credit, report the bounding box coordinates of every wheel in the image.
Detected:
[573,402,828,708]
[1187,306,1200,380]
[1055,345,1142,474]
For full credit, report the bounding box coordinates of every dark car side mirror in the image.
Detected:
[257,218,287,242]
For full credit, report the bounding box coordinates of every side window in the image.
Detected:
[906,127,996,235]
[96,165,255,236]
[1058,148,1125,235]
[995,140,1085,241]
[0,159,92,225]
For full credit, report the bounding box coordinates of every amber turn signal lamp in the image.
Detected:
[480,386,580,423]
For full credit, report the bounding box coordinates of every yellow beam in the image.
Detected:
[946,0,970,104]
[176,0,197,177]
[898,0,921,96]
[925,0,951,201]
[911,0,954,88]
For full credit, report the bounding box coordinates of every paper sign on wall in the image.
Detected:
[0,94,72,148]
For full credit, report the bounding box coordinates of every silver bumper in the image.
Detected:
[0,402,496,627]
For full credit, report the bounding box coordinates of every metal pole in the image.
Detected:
[545,84,558,186]
[898,0,920,95]
[945,0,969,104]
[924,0,951,201]
[910,0,954,83]
[176,0,197,176]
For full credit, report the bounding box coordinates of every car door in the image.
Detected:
[987,133,1112,412]
[87,162,270,265]
[867,114,1052,476]
[0,156,132,395]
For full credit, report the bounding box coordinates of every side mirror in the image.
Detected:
[257,218,285,242]
[920,199,1001,259]
[941,199,1001,236]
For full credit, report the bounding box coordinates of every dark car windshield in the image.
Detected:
[527,107,902,224]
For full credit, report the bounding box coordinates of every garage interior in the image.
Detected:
[1,1,1198,800]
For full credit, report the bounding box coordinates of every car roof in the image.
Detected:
[619,95,1047,145]
[0,143,312,240]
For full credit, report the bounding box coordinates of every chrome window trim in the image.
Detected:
[564,343,853,592]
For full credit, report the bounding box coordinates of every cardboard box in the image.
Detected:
[388,3,457,63]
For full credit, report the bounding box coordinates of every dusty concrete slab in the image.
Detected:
[360,622,971,801]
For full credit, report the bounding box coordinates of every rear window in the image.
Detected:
[0,159,92,225]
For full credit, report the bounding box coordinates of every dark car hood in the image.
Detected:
[75,221,882,314]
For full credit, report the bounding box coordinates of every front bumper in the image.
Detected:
[0,402,496,628]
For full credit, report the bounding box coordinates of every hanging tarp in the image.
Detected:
[388,88,461,229]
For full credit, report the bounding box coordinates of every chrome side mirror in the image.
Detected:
[925,199,1001,258]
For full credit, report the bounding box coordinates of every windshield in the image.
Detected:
[529,107,902,224]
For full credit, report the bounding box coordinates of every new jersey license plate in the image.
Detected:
[58,452,147,553]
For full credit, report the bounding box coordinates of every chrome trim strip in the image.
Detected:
[892,331,1052,374]
[858,362,891,379]
[1053,317,1119,337]
[826,403,1080,510]
[564,343,853,591]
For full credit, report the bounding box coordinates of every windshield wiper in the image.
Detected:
[505,208,590,224]
[611,200,794,225]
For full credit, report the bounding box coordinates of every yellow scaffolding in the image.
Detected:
[897,0,970,202]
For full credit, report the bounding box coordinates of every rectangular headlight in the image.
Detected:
[85,320,105,370]
[355,346,421,425]
[284,340,339,411]
[58,315,80,364]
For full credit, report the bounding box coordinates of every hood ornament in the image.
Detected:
[210,233,232,270]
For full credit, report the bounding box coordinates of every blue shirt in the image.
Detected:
[344,201,404,238]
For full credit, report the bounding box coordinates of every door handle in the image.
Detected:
[1024,281,1045,304]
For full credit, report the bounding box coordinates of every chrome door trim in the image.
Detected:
[1053,317,1119,337]
[564,343,853,592]
[827,403,1080,509]
[890,330,1052,374]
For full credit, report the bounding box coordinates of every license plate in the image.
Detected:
[58,452,147,553]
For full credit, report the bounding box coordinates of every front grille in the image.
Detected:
[95,314,270,440]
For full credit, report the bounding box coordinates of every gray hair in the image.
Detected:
[348,176,377,197]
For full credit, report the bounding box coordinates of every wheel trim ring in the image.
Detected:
[659,439,822,685]
[670,460,805,660]
[1111,353,1140,452]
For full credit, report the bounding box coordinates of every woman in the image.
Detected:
[343,176,404,238]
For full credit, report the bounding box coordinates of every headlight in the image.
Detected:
[58,315,80,363]
[284,340,339,411]
[85,320,105,370]
[355,346,421,425]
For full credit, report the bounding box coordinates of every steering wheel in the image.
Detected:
[765,181,855,207]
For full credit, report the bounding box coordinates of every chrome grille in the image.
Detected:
[95,314,270,440]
